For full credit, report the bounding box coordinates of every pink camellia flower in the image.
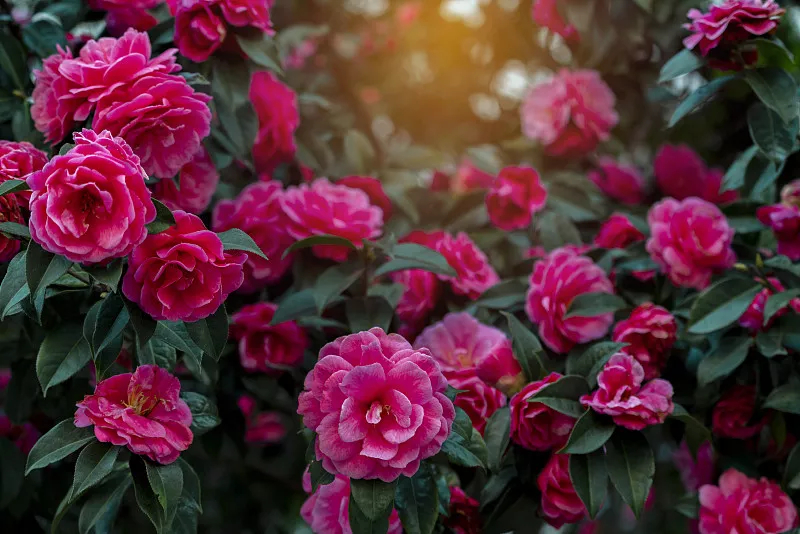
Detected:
[538,454,587,528]
[213,180,295,292]
[122,210,246,321]
[301,471,402,534]
[647,197,736,290]
[447,374,506,434]
[444,487,482,534]
[698,469,798,534]
[391,269,441,331]
[170,0,227,62]
[0,196,24,262]
[75,364,193,465]
[757,203,800,260]
[27,129,155,264]
[230,302,308,375]
[485,166,547,231]
[674,440,716,494]
[105,8,158,35]
[520,69,618,157]
[451,159,495,193]
[510,373,576,451]
[684,1,785,70]
[297,328,455,482]
[740,277,800,330]
[0,416,40,455]
[588,158,646,205]
[238,396,286,444]
[525,247,615,353]
[532,0,578,42]
[281,178,384,262]
[31,46,83,144]
[580,353,674,430]
[219,0,274,31]
[153,147,219,214]
[654,145,737,204]
[0,140,48,208]
[338,176,393,220]
[712,385,767,439]
[594,213,645,249]
[250,71,300,173]
[612,303,677,380]
[781,179,800,206]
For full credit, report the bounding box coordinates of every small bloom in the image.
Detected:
[781,179,800,206]
[0,195,24,262]
[712,385,767,439]
[250,71,300,173]
[532,0,578,41]
[526,247,615,353]
[757,203,800,260]
[75,364,193,464]
[338,175,393,220]
[674,440,716,494]
[153,146,219,214]
[0,140,48,208]
[391,269,441,331]
[654,145,737,204]
[521,69,618,157]
[230,302,307,375]
[104,7,159,35]
[297,328,455,482]
[451,159,495,193]
[445,486,482,534]
[486,166,547,231]
[581,353,674,430]
[447,374,506,434]
[122,210,246,321]
[647,197,736,289]
[0,415,40,455]
[510,373,576,451]
[594,213,645,249]
[169,0,227,62]
[612,303,677,380]
[588,158,646,205]
[740,277,800,330]
[538,454,587,528]
[31,46,84,144]
[219,0,274,31]
[238,395,286,444]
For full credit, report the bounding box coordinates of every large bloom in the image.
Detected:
[122,210,246,321]
[580,353,674,430]
[297,328,455,482]
[712,385,767,440]
[27,129,155,264]
[594,213,645,249]
[520,69,618,157]
[654,145,737,204]
[740,277,800,330]
[525,247,615,353]
[153,147,219,214]
[250,71,300,173]
[301,472,402,534]
[447,374,506,434]
[646,197,736,289]
[510,373,576,451]
[485,166,547,231]
[0,195,24,262]
[230,302,307,375]
[391,269,441,332]
[0,140,48,208]
[74,364,192,464]
[444,487,482,534]
[538,454,587,528]
[612,303,677,380]
[698,469,797,534]
[212,180,295,292]
[757,203,800,260]
[281,178,384,262]
[588,158,646,205]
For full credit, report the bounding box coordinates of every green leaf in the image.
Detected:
[566,342,627,387]
[373,243,457,278]
[745,67,799,123]
[564,292,627,318]
[90,293,130,374]
[697,336,752,385]
[132,457,166,533]
[675,493,699,519]
[688,277,762,334]
[176,458,202,513]
[78,473,131,534]
[154,321,203,358]
[0,179,29,198]
[21,18,67,58]
[146,199,176,234]
[84,261,123,292]
[501,311,545,382]
[669,75,737,127]
[146,460,183,518]
[271,289,317,324]
[344,129,377,174]
[0,32,28,90]
[763,384,800,414]
[346,296,394,332]
[124,297,158,347]
[569,450,608,519]
[180,392,221,436]
[764,289,800,325]
[475,279,527,310]
[755,328,786,357]
[784,442,800,490]
[669,404,712,456]
[484,407,511,472]
[0,221,30,239]
[26,242,72,305]
[395,465,439,534]
[538,211,582,249]
[283,234,357,258]
[0,251,27,319]
[528,375,589,406]
[558,410,615,455]
[309,460,335,493]
[314,261,365,313]
[72,442,121,497]
[349,492,390,534]
[605,430,655,519]
[235,33,283,73]
[36,322,92,396]
[658,49,704,83]
[747,102,799,162]
[721,146,760,192]
[350,478,397,521]
[0,437,24,509]
[185,304,228,361]
[440,427,486,469]
[25,420,94,474]
[216,228,268,260]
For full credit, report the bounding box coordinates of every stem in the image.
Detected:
[66,269,91,286]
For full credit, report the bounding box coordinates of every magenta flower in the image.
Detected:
[391,269,441,333]
[757,203,800,260]
[0,140,48,208]
[230,302,307,375]
[612,303,677,380]
[250,71,300,173]
[486,166,547,231]
[238,396,287,445]
[711,384,767,439]
[0,195,24,262]
[532,0,578,42]
[594,213,645,249]
[153,147,219,214]
[447,374,506,434]
[739,277,800,330]
[538,454,587,528]
[0,415,40,455]
[588,158,646,205]
[510,373,576,451]
[654,145,737,204]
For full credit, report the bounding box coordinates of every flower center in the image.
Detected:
[452,348,472,368]
[126,388,158,416]
[80,191,98,214]
[366,401,391,425]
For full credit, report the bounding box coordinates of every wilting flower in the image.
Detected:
[75,364,193,464]
[594,213,645,249]
[153,146,219,214]
[447,374,506,434]
[298,328,455,482]
[654,145,737,204]
[250,71,300,173]
[538,454,587,528]
[757,203,800,260]
[0,195,24,262]
[581,353,674,430]
[712,385,768,439]
[612,303,677,380]
[444,486,482,534]
[698,469,798,534]
[485,166,547,231]
[647,197,736,289]
[0,140,48,208]
[28,129,155,264]
[510,373,576,451]
[526,247,615,353]
[740,277,800,330]
[532,0,578,41]
[238,395,286,444]
[588,158,646,205]
[230,302,307,375]
[520,69,618,157]
[122,210,246,321]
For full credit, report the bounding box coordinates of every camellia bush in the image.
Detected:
[3,0,800,533]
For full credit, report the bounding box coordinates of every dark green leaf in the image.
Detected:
[155,321,203,358]
[185,304,228,361]
[529,398,586,418]
[764,384,800,414]
[125,297,158,347]
[784,443,800,490]
[564,292,627,318]
[344,129,377,174]
[235,33,283,72]
[0,32,28,90]
[314,261,365,313]
[538,211,582,249]
[605,430,655,519]
[346,296,394,332]
[658,49,704,83]
[395,465,439,534]
[78,473,131,534]
[745,67,799,123]
[72,442,121,497]
[309,460,335,493]
[0,251,27,319]
[349,492,390,534]
[26,420,94,474]
[132,457,165,533]
[36,322,91,396]
[721,146,759,192]
[0,437,24,509]
[0,221,30,239]
[373,243,457,278]
[146,199,176,234]
[558,410,615,455]
[501,311,544,382]
[440,431,485,469]
[756,328,786,357]
[675,493,699,519]
[90,293,130,373]
[669,75,737,127]
[475,279,527,310]
[754,37,795,63]
[146,460,183,528]
[528,375,589,402]
[569,450,608,519]
[0,179,29,198]
[350,478,397,521]
[216,228,268,260]
[764,289,800,325]
[271,289,317,324]
[176,458,202,513]
[566,342,627,386]
[283,235,357,258]
[697,336,752,384]
[21,19,67,58]
[181,392,221,436]
[747,102,799,162]
[669,404,712,456]
[484,407,511,472]
[84,261,123,292]
[688,277,761,334]
[26,242,71,304]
